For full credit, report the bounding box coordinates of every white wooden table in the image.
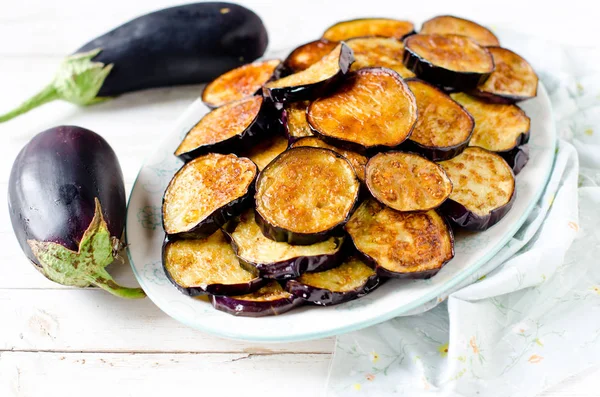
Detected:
[0,1,597,395]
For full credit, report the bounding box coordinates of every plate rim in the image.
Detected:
[125,84,557,343]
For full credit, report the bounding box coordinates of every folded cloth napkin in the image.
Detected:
[326,30,600,397]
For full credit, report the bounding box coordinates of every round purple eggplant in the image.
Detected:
[8,126,145,299]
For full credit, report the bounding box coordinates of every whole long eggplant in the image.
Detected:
[8,126,145,299]
[0,2,268,123]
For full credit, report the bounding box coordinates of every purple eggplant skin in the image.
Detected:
[262,43,355,104]
[211,289,303,317]
[162,173,257,240]
[161,238,267,297]
[286,275,380,306]
[402,47,492,91]
[440,189,516,231]
[9,126,125,265]
[403,137,471,162]
[253,209,347,246]
[468,88,529,104]
[222,221,345,280]
[501,145,529,175]
[77,3,268,97]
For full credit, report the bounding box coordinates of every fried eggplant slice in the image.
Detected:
[163,231,265,296]
[263,42,354,103]
[175,96,266,161]
[472,47,538,103]
[366,152,452,212]
[282,101,314,142]
[224,209,344,279]
[212,281,303,317]
[255,147,360,245]
[450,92,530,166]
[420,15,499,47]
[162,153,257,238]
[283,39,339,73]
[201,59,282,108]
[346,199,454,279]
[403,34,494,90]
[346,37,415,78]
[323,18,414,41]
[241,133,288,171]
[405,79,474,160]
[286,256,379,306]
[308,67,417,152]
[290,137,368,182]
[438,147,515,230]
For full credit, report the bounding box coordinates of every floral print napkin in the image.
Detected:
[326,30,600,396]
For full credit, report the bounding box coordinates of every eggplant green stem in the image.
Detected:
[27,198,146,300]
[0,85,58,122]
[84,269,147,299]
[0,48,113,123]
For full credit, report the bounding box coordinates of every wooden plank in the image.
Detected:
[0,289,334,353]
[0,352,330,396]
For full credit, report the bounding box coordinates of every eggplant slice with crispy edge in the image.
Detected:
[290,137,368,183]
[162,230,266,297]
[404,79,474,161]
[450,92,530,172]
[420,15,500,47]
[471,47,539,103]
[241,133,289,171]
[282,101,314,142]
[201,59,282,109]
[345,199,454,279]
[283,39,339,74]
[212,281,303,317]
[403,34,495,90]
[286,256,379,306]
[438,147,516,231]
[346,37,415,78]
[255,147,360,245]
[322,18,415,41]
[175,96,266,161]
[263,42,354,103]
[308,67,417,152]
[223,209,345,279]
[366,151,452,212]
[162,153,257,239]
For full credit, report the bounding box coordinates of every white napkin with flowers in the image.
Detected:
[326,30,600,396]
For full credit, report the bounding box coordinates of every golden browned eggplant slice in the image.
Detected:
[438,147,516,230]
[404,34,494,90]
[162,153,257,238]
[346,199,454,279]
[366,151,453,212]
[308,67,417,152]
[323,18,414,41]
[255,147,360,245]
[202,59,282,108]
[420,15,500,47]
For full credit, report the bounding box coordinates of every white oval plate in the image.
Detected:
[125,83,556,342]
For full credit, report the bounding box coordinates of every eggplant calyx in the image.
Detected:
[27,198,146,300]
[0,48,113,123]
